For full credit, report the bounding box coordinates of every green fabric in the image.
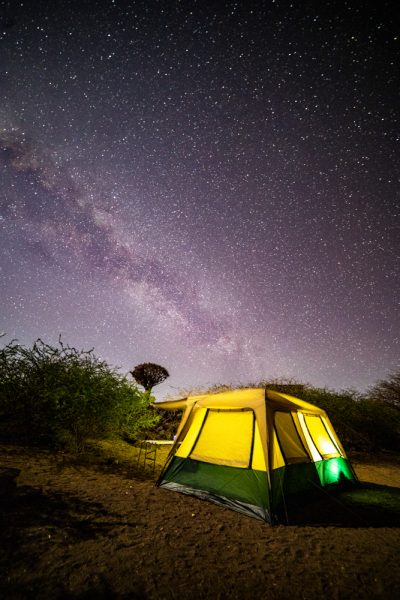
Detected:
[159,456,356,524]
[161,456,270,514]
[271,457,356,510]
[270,461,320,510]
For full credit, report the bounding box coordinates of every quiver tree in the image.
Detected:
[130,363,169,399]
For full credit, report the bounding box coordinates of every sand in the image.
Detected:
[1,444,400,599]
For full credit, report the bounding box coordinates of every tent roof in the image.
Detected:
[155,387,325,415]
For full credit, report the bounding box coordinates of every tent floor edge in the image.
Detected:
[159,480,271,522]
[159,456,271,522]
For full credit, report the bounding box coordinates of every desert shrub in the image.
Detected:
[0,337,159,449]
[351,398,400,451]
[145,408,183,441]
[368,370,400,410]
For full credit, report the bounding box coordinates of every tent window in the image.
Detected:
[274,412,310,464]
[304,415,341,459]
[190,409,255,469]
[298,413,322,462]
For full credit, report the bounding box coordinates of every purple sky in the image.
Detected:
[1,0,399,398]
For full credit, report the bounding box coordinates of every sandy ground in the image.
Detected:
[1,444,400,600]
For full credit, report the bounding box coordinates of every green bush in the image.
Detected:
[145,408,183,441]
[0,337,159,449]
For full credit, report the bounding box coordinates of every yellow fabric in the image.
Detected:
[323,416,346,457]
[251,420,267,470]
[157,388,347,474]
[154,398,188,410]
[188,388,265,408]
[304,415,341,458]
[175,408,207,458]
[292,412,310,453]
[271,428,285,469]
[274,411,309,463]
[297,413,322,462]
[157,389,269,465]
[266,390,325,414]
[190,410,254,468]
[157,388,323,415]
[174,403,197,443]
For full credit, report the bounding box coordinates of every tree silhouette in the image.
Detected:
[130,362,169,396]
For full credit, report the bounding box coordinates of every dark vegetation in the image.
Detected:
[0,337,160,450]
[0,337,399,454]
[368,370,400,410]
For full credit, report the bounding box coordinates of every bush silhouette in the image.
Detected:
[0,337,159,449]
[368,370,400,410]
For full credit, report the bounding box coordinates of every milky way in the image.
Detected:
[1,0,399,397]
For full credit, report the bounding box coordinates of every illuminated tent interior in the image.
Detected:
[156,388,357,524]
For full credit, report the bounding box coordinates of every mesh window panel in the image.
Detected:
[274,412,309,464]
[190,410,254,468]
[304,415,340,459]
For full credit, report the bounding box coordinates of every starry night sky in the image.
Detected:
[1,0,399,398]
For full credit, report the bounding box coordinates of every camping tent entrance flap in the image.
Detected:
[155,388,356,524]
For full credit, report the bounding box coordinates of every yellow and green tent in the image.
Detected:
[156,388,356,523]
